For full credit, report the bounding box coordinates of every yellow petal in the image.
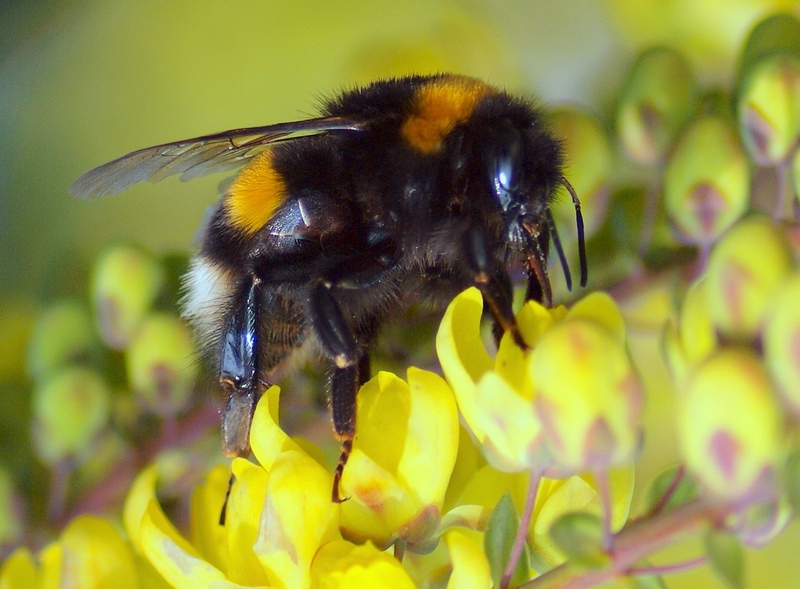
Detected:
[0,547,38,589]
[436,288,492,441]
[250,385,302,471]
[59,515,139,589]
[189,464,230,573]
[38,542,61,589]
[396,368,459,507]
[340,447,416,547]
[310,540,417,589]
[352,372,410,479]
[444,529,491,589]
[123,464,159,554]
[473,371,544,472]
[254,450,340,589]
[141,501,260,589]
[566,291,626,344]
[226,459,270,586]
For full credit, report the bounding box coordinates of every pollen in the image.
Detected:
[402,77,496,153]
[225,149,287,234]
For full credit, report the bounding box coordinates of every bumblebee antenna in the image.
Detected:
[545,209,572,291]
[558,176,588,287]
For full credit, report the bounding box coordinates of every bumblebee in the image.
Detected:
[71,73,586,503]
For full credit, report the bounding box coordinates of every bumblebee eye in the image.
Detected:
[484,121,524,212]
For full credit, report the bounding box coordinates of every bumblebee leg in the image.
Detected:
[219,277,262,458]
[309,281,360,368]
[463,226,528,351]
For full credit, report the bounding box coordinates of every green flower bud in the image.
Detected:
[737,53,800,166]
[126,313,198,417]
[705,215,793,340]
[32,367,111,464]
[616,46,697,166]
[550,106,613,239]
[91,244,165,350]
[663,116,751,246]
[678,349,785,505]
[531,319,644,473]
[763,271,800,414]
[27,300,98,381]
[725,496,792,548]
[737,13,800,83]
[662,276,718,387]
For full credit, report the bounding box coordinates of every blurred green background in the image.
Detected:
[2,1,799,587]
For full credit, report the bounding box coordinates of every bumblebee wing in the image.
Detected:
[70,116,365,199]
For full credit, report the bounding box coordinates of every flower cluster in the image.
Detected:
[3,8,800,589]
[2,288,641,588]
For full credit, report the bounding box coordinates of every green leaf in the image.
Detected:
[629,569,669,589]
[549,512,610,569]
[643,465,699,514]
[705,529,744,589]
[484,493,530,588]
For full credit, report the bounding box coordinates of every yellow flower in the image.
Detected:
[310,540,418,589]
[339,368,459,551]
[437,287,642,475]
[0,516,145,589]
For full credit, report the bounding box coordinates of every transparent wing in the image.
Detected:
[70,116,365,199]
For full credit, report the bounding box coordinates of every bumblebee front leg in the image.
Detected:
[219,277,263,458]
[463,225,528,351]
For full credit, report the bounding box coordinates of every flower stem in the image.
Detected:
[520,497,715,589]
[501,470,541,589]
[649,464,686,517]
[627,555,707,577]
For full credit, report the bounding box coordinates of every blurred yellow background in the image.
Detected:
[2,1,798,587]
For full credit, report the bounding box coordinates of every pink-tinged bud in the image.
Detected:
[91,244,164,350]
[32,367,111,464]
[704,216,793,340]
[678,349,785,506]
[663,116,751,247]
[616,46,697,166]
[126,313,198,417]
[531,319,644,473]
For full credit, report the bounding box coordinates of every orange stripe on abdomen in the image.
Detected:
[225,149,288,234]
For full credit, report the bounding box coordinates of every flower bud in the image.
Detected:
[32,367,111,464]
[763,271,800,414]
[737,53,800,166]
[705,215,793,340]
[550,106,613,238]
[531,319,644,473]
[616,46,697,166]
[662,277,718,387]
[91,244,164,349]
[126,313,198,417]
[27,300,98,381]
[677,349,785,505]
[663,116,750,246]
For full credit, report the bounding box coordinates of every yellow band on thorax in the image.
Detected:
[401,77,496,153]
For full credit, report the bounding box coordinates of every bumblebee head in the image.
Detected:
[455,110,586,290]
